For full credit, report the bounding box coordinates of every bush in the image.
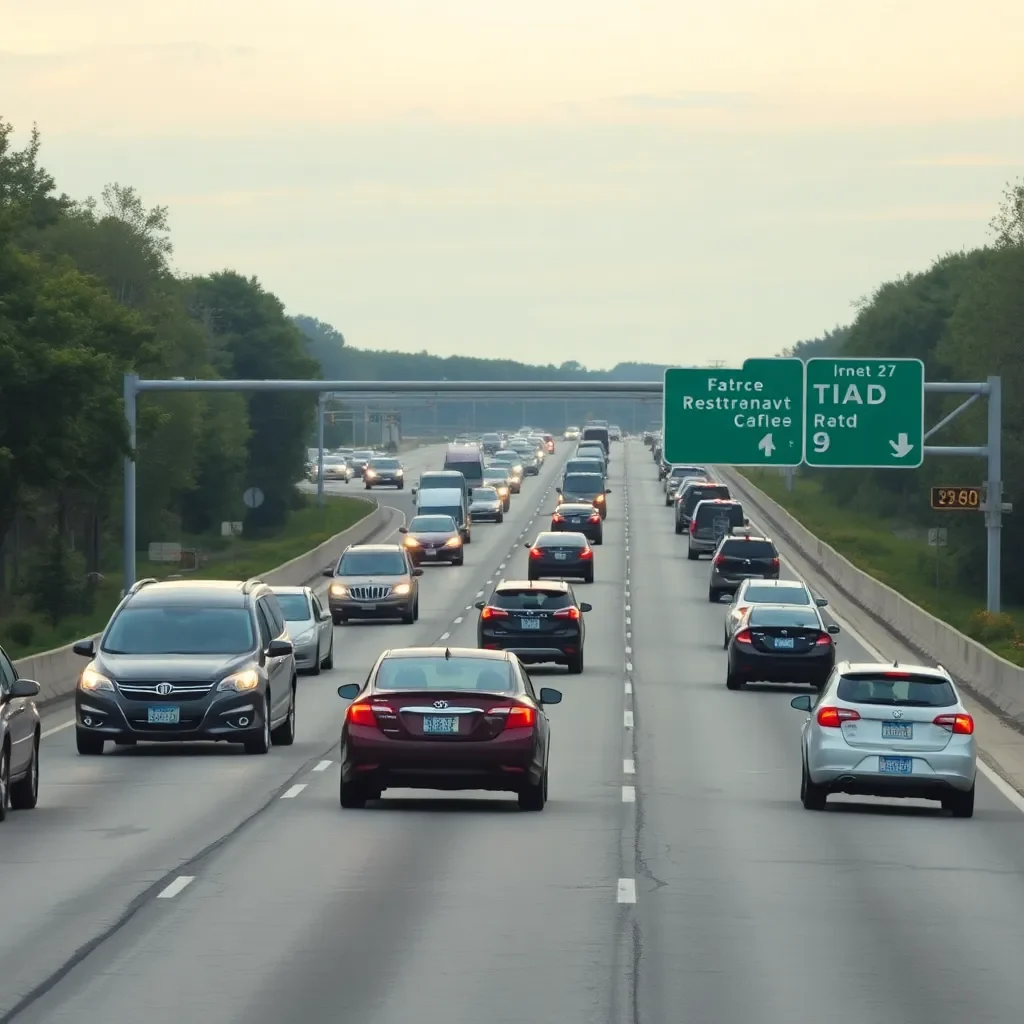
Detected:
[966,610,1016,643]
[20,528,86,627]
[3,620,35,648]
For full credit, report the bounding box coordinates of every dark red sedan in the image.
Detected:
[336,647,563,811]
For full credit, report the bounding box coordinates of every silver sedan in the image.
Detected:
[271,586,335,675]
[791,661,976,817]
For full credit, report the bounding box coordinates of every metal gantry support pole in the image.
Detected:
[986,375,1003,613]
[316,394,326,509]
[122,373,139,596]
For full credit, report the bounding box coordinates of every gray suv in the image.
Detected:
[324,543,423,624]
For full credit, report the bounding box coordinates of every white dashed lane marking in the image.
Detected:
[622,785,636,803]
[439,632,451,641]
[617,878,637,904]
[624,710,634,728]
[157,876,194,900]
[454,616,463,624]
[281,784,307,799]
[624,758,635,774]
[624,681,633,694]
[312,760,332,772]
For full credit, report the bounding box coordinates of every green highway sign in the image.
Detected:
[662,359,804,466]
[803,358,925,468]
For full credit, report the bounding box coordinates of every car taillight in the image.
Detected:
[589,513,600,523]
[489,705,536,730]
[734,629,753,644]
[529,547,543,559]
[934,713,974,735]
[580,548,593,560]
[689,520,697,535]
[347,701,388,727]
[553,606,580,620]
[771,557,780,570]
[552,514,564,523]
[815,632,832,646]
[480,606,509,620]
[816,706,861,728]
[714,554,725,566]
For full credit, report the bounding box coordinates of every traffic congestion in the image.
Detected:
[0,426,1019,1024]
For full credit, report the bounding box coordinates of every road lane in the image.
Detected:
[626,441,1024,1024]
[8,447,630,1024]
[0,444,571,1019]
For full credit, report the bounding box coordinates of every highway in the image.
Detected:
[5,442,1024,1022]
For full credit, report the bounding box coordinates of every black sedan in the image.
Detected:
[550,502,603,544]
[726,603,840,692]
[476,579,591,674]
[527,531,594,584]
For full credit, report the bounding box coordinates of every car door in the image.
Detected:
[311,593,330,650]
[0,649,31,774]
[255,600,286,724]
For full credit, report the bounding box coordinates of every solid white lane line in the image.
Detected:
[42,720,75,739]
[454,616,463,624]
[281,784,307,799]
[617,878,637,904]
[312,760,332,772]
[622,785,636,803]
[157,876,194,900]
[439,632,451,641]
[624,710,634,727]
[624,758,635,774]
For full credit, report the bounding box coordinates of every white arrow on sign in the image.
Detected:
[889,433,914,458]
[758,433,776,458]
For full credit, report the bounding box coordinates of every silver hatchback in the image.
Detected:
[271,586,334,675]
[791,662,976,817]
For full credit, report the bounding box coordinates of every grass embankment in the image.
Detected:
[739,469,1024,667]
[2,494,370,661]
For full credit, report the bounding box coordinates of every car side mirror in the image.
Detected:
[539,687,562,705]
[474,601,486,609]
[322,568,335,578]
[337,683,360,700]
[605,489,612,494]
[73,638,96,658]
[827,624,841,635]
[743,518,750,526]
[10,678,40,699]
[398,526,408,534]
[815,598,828,607]
[790,694,812,712]
[580,602,592,613]
[411,487,417,496]
[320,609,333,621]
[267,638,293,657]
[412,568,424,577]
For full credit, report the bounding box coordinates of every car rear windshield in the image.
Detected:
[492,588,572,610]
[322,455,347,464]
[537,532,586,547]
[695,503,744,527]
[353,451,373,459]
[562,474,603,495]
[276,594,312,620]
[743,585,809,604]
[557,504,597,514]
[720,540,777,558]
[375,657,514,692]
[337,551,407,575]
[836,673,957,708]
[748,607,820,628]
[409,515,456,532]
[483,470,507,480]
[685,485,730,509]
[103,606,255,655]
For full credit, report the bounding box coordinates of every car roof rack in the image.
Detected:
[127,577,159,595]
[242,577,265,593]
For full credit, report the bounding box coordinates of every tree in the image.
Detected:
[990,178,1024,249]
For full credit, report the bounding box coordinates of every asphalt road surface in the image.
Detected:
[5,442,1024,1023]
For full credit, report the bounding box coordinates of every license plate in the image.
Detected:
[359,602,377,610]
[520,618,541,630]
[882,722,913,740]
[147,706,180,725]
[774,637,795,649]
[423,716,459,734]
[555,552,567,560]
[569,518,582,523]
[423,550,437,557]
[879,756,913,775]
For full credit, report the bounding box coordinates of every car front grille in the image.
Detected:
[116,681,215,702]
[348,585,393,600]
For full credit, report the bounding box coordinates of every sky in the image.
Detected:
[3,0,1023,369]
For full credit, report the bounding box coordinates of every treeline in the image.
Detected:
[1,120,318,627]
[795,180,1024,602]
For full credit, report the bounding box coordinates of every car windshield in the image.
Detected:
[492,588,572,609]
[276,593,312,620]
[102,606,255,655]
[837,673,957,708]
[720,540,777,559]
[353,451,373,460]
[409,515,456,532]
[748,607,820,628]
[472,487,499,501]
[743,585,809,604]
[322,456,347,464]
[337,551,407,575]
[375,657,514,692]
[562,474,603,495]
[371,459,399,469]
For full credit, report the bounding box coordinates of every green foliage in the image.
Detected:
[20,528,86,628]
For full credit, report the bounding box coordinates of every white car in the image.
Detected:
[723,578,826,648]
[791,662,976,816]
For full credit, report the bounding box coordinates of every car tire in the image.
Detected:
[708,589,721,602]
[675,521,684,535]
[527,572,537,582]
[567,651,584,674]
[943,784,975,818]
[9,734,39,811]
[726,669,742,691]
[364,483,372,490]
[453,555,464,566]
[402,603,415,625]
[687,547,699,561]
[800,760,828,810]
[398,483,404,490]
[340,778,368,809]
[310,643,322,676]
[244,699,272,755]
[583,570,594,584]
[0,744,9,822]
[497,513,504,523]
[332,612,346,626]
[723,631,730,649]
[594,534,603,545]
[414,598,420,622]
[76,729,105,756]
[322,638,334,670]
[518,769,547,811]
[271,686,297,746]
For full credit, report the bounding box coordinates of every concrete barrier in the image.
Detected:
[15,497,393,707]
[717,467,1024,727]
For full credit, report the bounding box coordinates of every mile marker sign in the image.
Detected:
[803,358,924,468]
[662,359,804,466]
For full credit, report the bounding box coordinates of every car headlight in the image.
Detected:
[330,583,349,597]
[498,486,508,496]
[218,669,260,692]
[393,583,412,596]
[595,493,605,502]
[403,536,421,547]
[444,536,463,548]
[396,469,404,476]
[365,470,377,478]
[79,667,114,692]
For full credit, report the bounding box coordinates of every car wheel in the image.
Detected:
[518,769,547,811]
[498,513,504,523]
[0,745,9,822]
[800,760,828,810]
[311,643,322,676]
[76,729,105,756]
[398,483,404,490]
[943,784,975,818]
[723,631,729,650]
[402,603,415,625]
[271,685,296,746]
[332,612,346,626]
[364,483,372,490]
[726,669,743,691]
[675,520,684,535]
[594,534,603,545]
[322,636,334,670]
[244,698,272,754]
[708,589,722,602]
[464,532,472,544]
[687,547,699,561]
[414,598,420,622]
[10,733,40,811]
[527,572,537,582]
[567,651,584,674]
[340,777,368,809]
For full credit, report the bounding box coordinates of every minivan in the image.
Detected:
[675,482,731,534]
[688,500,747,559]
[442,444,485,494]
[417,486,471,543]
[581,425,610,457]
[413,470,469,505]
